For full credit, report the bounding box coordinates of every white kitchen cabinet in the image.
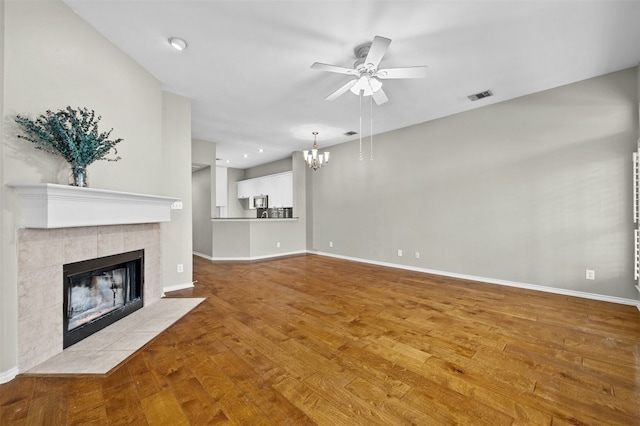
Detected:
[268,172,293,207]
[265,175,282,207]
[237,179,252,199]
[236,171,293,208]
[281,171,293,208]
[253,174,270,198]
[216,167,228,207]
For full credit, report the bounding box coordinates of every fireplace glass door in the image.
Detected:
[68,266,129,330]
[63,250,144,348]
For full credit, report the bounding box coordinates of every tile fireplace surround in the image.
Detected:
[17,224,164,372]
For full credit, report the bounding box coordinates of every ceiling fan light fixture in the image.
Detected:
[350,76,374,96]
[168,37,187,51]
[369,77,382,93]
[312,35,427,106]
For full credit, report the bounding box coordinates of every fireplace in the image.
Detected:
[63,249,144,348]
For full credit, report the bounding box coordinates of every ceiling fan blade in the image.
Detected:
[326,79,358,101]
[376,66,428,79]
[364,36,391,68]
[372,87,389,105]
[311,62,358,76]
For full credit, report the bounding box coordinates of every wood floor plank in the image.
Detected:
[169,377,229,425]
[401,384,514,425]
[271,375,361,426]
[65,377,107,425]
[498,343,613,395]
[126,351,168,400]
[582,356,640,390]
[25,378,67,426]
[102,381,148,425]
[534,379,639,425]
[139,388,190,426]
[210,350,314,425]
[1,254,638,425]
[0,377,35,425]
[344,376,439,425]
[193,357,271,425]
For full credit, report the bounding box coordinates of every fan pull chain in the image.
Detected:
[370,95,373,160]
[359,91,363,161]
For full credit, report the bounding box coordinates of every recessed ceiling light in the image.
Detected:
[258,148,264,153]
[168,37,187,51]
[226,160,230,163]
[243,154,248,158]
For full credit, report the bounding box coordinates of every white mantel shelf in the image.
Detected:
[8,183,180,229]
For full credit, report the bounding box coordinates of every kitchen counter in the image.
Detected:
[212,217,299,222]
[210,217,305,260]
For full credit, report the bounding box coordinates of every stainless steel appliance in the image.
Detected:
[253,195,268,209]
[257,207,293,219]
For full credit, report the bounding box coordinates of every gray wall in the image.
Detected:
[1,0,192,377]
[227,167,249,218]
[212,221,250,257]
[0,0,7,380]
[191,139,216,256]
[192,166,213,256]
[161,92,193,288]
[311,67,639,300]
[244,157,292,179]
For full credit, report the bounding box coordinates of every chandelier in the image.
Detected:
[302,132,330,171]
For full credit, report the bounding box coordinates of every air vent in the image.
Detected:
[468,90,493,101]
[344,131,357,136]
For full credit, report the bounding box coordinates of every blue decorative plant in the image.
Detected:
[15,106,122,186]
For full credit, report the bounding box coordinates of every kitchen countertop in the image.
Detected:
[212,217,299,222]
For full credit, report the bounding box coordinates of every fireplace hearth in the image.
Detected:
[63,250,144,348]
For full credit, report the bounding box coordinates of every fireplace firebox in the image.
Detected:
[63,249,144,348]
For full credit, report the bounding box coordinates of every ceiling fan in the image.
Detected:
[311,36,428,105]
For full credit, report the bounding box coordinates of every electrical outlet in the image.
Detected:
[329,241,333,247]
[171,201,183,210]
[276,242,281,248]
[415,252,420,259]
[585,269,595,280]
[177,264,183,273]
[397,249,403,257]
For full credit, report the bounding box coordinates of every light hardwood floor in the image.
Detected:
[1,254,639,425]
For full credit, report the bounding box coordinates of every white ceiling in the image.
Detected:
[62,0,640,169]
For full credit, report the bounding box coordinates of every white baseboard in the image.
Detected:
[315,251,640,309]
[193,251,213,260]
[162,282,195,295]
[195,250,307,262]
[0,367,19,384]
